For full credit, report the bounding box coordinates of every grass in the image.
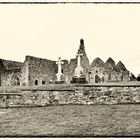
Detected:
[1,105,140,137]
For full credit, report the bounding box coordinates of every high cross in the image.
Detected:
[76,53,83,67]
[56,57,64,76]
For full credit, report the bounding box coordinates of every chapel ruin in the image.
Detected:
[0,39,133,86]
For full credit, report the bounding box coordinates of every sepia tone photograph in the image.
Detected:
[0,1,140,137]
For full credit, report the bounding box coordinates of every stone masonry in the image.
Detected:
[0,39,134,86]
[1,84,140,108]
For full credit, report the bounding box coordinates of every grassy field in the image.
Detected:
[0,104,140,137]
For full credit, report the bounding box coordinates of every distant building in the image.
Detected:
[0,39,132,86]
[89,57,130,83]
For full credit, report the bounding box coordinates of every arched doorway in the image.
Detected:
[35,80,38,86]
[11,74,20,86]
[108,71,111,80]
[95,75,100,83]
[121,75,123,81]
[88,72,91,83]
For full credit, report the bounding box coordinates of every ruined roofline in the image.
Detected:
[0,58,23,64]
[105,57,115,65]
[25,55,57,63]
[69,58,76,63]
[89,57,116,66]
[25,55,72,66]
[70,58,76,61]
[90,57,104,67]
[116,60,128,71]
[61,59,69,64]
[117,61,125,66]
[0,58,23,70]
[89,57,129,72]
[25,55,70,66]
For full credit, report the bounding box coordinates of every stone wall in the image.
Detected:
[25,56,58,86]
[20,52,90,85]
[1,84,140,108]
[68,59,77,83]
[0,71,21,86]
[89,66,130,84]
[20,58,29,86]
[0,60,22,86]
[89,57,130,83]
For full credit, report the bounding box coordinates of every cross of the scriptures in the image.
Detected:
[56,57,64,74]
[76,53,83,67]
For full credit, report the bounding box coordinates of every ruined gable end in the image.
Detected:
[105,57,115,67]
[22,56,57,86]
[116,61,127,71]
[0,59,23,86]
[90,57,104,68]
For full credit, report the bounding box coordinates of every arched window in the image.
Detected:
[11,74,20,86]
[121,75,123,81]
[88,72,91,75]
[108,72,111,80]
[16,77,20,85]
[42,80,45,85]
[61,69,63,73]
[35,80,38,85]
[95,75,100,83]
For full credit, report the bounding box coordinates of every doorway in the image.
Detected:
[95,75,100,83]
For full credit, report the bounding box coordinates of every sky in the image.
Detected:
[0,4,140,76]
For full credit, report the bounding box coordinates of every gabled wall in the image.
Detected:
[0,60,21,86]
[22,56,58,86]
[89,57,130,83]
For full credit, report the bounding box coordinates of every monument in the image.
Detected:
[71,52,87,84]
[55,57,65,84]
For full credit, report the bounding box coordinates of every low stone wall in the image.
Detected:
[1,84,140,108]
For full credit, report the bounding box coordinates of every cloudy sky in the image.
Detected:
[0,4,140,76]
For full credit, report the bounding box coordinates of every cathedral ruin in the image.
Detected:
[0,39,132,86]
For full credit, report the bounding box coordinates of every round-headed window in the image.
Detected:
[42,80,45,85]
[35,80,38,85]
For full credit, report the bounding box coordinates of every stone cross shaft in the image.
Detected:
[76,53,83,67]
[56,57,64,81]
[74,53,84,78]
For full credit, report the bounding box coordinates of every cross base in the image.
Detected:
[55,80,65,84]
[71,75,87,84]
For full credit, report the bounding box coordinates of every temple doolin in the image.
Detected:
[0,39,135,86]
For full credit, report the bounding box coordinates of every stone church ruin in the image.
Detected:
[0,39,134,86]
